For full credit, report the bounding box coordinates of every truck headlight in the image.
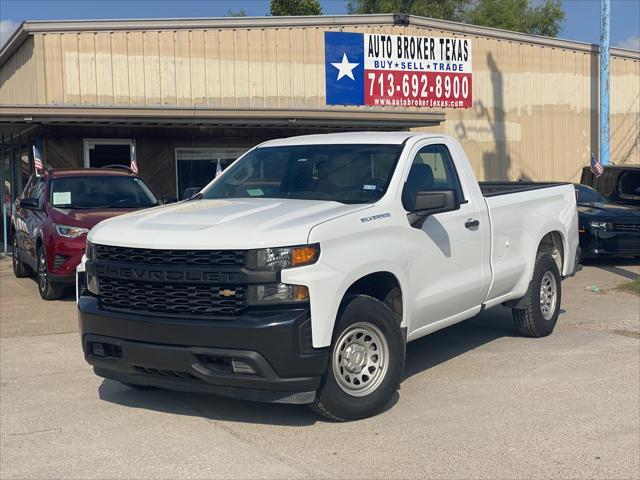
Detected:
[55,224,89,238]
[589,221,608,231]
[248,244,320,270]
[248,284,309,305]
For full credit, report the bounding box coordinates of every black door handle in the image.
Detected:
[465,219,480,229]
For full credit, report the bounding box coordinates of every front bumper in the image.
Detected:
[579,229,640,258]
[79,296,328,404]
[48,236,86,282]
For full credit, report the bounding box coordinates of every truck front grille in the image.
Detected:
[94,244,246,267]
[612,223,640,232]
[99,278,247,318]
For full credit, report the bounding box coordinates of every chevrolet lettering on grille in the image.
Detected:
[91,263,238,283]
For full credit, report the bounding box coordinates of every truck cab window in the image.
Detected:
[402,144,464,210]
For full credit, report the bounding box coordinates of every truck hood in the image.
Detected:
[88,198,371,249]
[578,202,640,219]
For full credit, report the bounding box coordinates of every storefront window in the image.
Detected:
[83,139,134,168]
[175,148,247,200]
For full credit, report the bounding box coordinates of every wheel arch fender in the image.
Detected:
[285,260,409,349]
[505,227,567,309]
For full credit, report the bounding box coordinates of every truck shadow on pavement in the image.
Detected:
[403,306,518,381]
[97,307,519,426]
[581,258,639,282]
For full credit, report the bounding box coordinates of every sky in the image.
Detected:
[0,0,639,50]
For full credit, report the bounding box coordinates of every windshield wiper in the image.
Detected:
[54,205,93,209]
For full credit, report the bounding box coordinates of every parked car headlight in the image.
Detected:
[589,221,609,231]
[55,224,89,238]
[247,244,320,270]
[247,283,309,305]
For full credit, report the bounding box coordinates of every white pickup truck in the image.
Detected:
[78,132,580,420]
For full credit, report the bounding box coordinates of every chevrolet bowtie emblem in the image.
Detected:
[218,288,237,297]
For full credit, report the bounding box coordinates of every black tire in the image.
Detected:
[512,253,562,338]
[37,247,64,300]
[311,295,405,421]
[12,234,31,278]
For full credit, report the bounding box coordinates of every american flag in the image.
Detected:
[32,144,43,175]
[215,159,222,178]
[130,144,139,174]
[590,153,604,178]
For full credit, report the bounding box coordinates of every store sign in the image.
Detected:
[324,31,472,108]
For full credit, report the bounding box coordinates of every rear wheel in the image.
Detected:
[311,295,404,421]
[512,253,562,337]
[37,247,64,300]
[12,234,31,278]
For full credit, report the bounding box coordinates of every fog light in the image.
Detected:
[231,359,256,375]
[92,342,105,357]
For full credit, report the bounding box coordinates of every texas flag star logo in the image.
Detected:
[331,53,359,81]
[324,31,365,105]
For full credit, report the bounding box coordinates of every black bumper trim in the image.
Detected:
[79,296,329,401]
[86,333,320,403]
[95,368,317,404]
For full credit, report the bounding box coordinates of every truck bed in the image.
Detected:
[479,181,570,197]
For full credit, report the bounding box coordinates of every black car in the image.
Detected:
[575,184,640,259]
[580,165,640,208]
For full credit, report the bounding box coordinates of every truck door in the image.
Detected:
[401,141,489,335]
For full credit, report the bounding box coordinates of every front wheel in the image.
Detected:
[311,295,405,421]
[37,247,64,300]
[512,253,562,337]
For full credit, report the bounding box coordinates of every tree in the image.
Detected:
[465,0,565,37]
[347,0,471,22]
[347,0,565,38]
[270,0,323,16]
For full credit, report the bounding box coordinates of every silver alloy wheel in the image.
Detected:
[332,322,389,397]
[38,251,47,291]
[539,271,557,321]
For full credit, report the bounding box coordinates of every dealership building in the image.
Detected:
[1,14,638,206]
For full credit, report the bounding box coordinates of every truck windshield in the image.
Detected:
[50,176,158,209]
[201,144,403,204]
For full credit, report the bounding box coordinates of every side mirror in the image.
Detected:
[19,198,40,210]
[161,195,177,205]
[407,190,459,228]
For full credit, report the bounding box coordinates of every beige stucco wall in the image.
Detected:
[1,22,638,181]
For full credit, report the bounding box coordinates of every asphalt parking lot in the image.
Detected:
[1,257,638,479]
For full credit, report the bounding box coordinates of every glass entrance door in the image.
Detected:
[175,148,246,200]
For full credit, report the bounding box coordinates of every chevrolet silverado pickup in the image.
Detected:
[77,132,580,421]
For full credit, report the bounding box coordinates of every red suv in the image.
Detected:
[11,168,159,299]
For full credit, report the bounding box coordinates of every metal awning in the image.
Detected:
[0,106,445,130]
